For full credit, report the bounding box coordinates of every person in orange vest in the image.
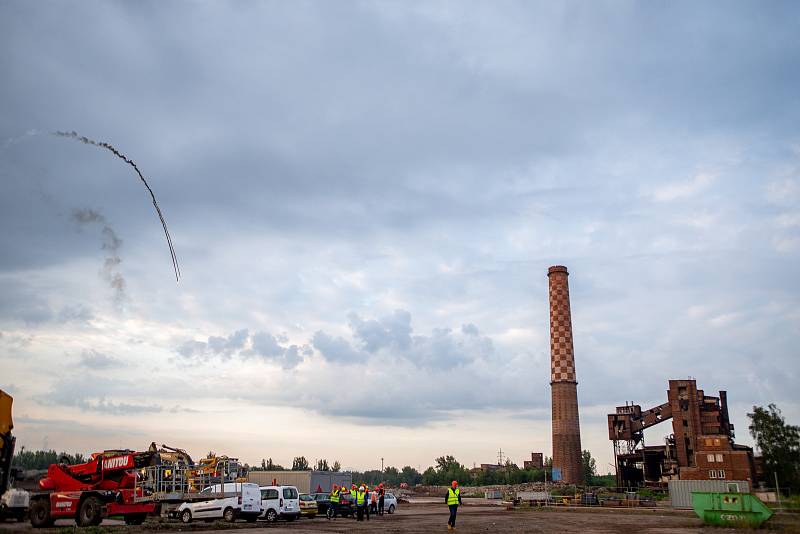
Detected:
[446,480,462,530]
[378,483,386,515]
[370,485,378,515]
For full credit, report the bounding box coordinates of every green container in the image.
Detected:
[691,491,773,527]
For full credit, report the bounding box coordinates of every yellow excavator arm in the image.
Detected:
[0,389,12,436]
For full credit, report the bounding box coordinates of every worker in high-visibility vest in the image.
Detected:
[446,480,462,530]
[329,484,340,520]
[356,485,367,521]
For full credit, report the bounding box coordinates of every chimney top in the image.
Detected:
[547,265,569,276]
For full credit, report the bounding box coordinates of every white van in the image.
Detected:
[259,485,300,522]
[177,482,261,523]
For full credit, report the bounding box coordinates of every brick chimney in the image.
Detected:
[548,265,583,484]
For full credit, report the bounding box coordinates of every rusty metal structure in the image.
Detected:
[608,379,755,487]
[548,265,583,484]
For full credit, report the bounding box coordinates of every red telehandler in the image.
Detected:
[29,448,158,527]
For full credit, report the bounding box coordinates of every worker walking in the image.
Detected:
[364,484,371,520]
[328,484,340,520]
[446,480,462,530]
[378,483,385,515]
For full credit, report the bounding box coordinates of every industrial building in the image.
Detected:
[247,470,352,494]
[523,453,544,470]
[548,265,584,484]
[608,379,756,487]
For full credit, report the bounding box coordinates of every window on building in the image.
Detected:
[705,438,713,446]
[683,419,688,427]
[715,453,723,463]
[719,470,725,479]
[707,454,715,463]
[713,438,721,446]
[709,470,717,479]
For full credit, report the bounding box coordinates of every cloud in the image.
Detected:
[314,310,494,370]
[78,349,124,369]
[176,328,308,369]
[651,172,716,202]
[37,374,162,415]
[766,179,800,206]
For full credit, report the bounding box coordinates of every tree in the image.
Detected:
[749,404,800,492]
[400,465,422,486]
[265,458,285,471]
[261,458,267,470]
[13,447,85,470]
[581,450,597,484]
[332,460,341,472]
[315,458,330,471]
[292,456,309,471]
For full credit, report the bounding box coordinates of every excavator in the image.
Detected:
[1,389,29,523]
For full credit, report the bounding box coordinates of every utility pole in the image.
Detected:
[775,472,782,512]
[381,458,384,472]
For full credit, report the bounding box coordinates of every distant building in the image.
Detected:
[479,463,502,471]
[523,453,544,470]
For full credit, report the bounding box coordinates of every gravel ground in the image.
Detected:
[2,504,797,533]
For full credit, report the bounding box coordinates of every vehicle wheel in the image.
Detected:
[29,498,54,528]
[223,507,236,522]
[181,509,192,524]
[388,504,395,514]
[124,513,147,525]
[77,496,104,527]
[265,508,278,522]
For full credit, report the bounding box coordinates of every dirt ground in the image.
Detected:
[2,504,798,533]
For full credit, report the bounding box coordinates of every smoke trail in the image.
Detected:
[72,208,126,307]
[52,130,180,282]
[3,129,40,149]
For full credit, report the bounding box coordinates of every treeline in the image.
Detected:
[351,452,612,488]
[248,456,342,472]
[13,447,85,470]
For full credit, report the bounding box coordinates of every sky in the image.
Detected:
[1,0,798,474]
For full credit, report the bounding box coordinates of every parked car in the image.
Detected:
[383,492,398,514]
[298,493,318,518]
[259,485,300,522]
[176,482,261,524]
[311,492,355,518]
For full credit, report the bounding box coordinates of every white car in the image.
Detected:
[259,485,300,522]
[383,492,398,514]
[177,482,261,523]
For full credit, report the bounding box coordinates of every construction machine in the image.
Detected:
[29,448,159,527]
[0,389,29,523]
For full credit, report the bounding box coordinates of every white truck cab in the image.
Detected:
[177,482,261,523]
[259,485,300,522]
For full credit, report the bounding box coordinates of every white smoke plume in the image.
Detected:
[72,208,126,307]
